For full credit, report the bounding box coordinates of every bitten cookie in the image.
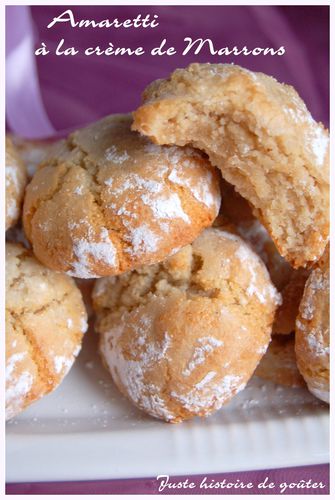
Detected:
[133,63,329,268]
[255,334,305,388]
[93,228,280,423]
[6,137,27,230]
[6,243,88,420]
[295,246,329,403]
[23,114,221,278]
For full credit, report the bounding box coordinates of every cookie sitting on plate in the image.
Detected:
[93,227,280,423]
[23,114,221,278]
[6,243,88,420]
[295,245,329,403]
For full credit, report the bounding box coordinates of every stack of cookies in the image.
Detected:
[6,63,329,423]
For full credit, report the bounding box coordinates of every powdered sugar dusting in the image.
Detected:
[6,165,19,190]
[168,167,219,211]
[141,191,190,223]
[6,198,19,221]
[300,268,329,321]
[68,224,118,278]
[234,237,281,306]
[306,332,329,357]
[310,126,329,167]
[101,322,175,421]
[54,355,73,375]
[183,337,223,376]
[171,374,246,414]
[125,224,160,255]
[195,370,216,389]
[105,145,130,164]
[6,353,33,420]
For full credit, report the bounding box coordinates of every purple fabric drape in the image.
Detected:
[6,5,329,139]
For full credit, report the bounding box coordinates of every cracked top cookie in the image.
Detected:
[93,227,280,423]
[295,245,329,403]
[132,63,329,268]
[6,136,27,230]
[6,243,88,420]
[23,114,221,278]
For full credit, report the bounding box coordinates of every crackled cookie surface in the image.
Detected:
[23,114,221,278]
[295,246,329,403]
[255,334,305,388]
[6,243,88,420]
[6,137,27,230]
[133,63,329,268]
[93,228,280,423]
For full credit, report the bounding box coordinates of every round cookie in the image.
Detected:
[23,114,221,279]
[93,227,280,423]
[295,246,329,403]
[133,63,329,268]
[6,243,88,420]
[255,334,305,388]
[6,136,27,230]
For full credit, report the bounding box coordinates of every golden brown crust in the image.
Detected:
[6,137,27,230]
[93,228,280,423]
[255,334,305,387]
[23,114,221,278]
[133,63,329,268]
[6,243,88,420]
[295,245,329,402]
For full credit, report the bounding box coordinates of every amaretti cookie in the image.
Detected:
[23,114,221,278]
[93,228,280,423]
[295,245,329,403]
[133,63,329,268]
[6,137,27,230]
[255,334,305,388]
[6,243,88,420]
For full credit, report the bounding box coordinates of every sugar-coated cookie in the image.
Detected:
[23,114,221,279]
[6,243,88,420]
[93,228,280,423]
[295,246,329,403]
[255,334,305,388]
[6,137,27,230]
[133,63,329,268]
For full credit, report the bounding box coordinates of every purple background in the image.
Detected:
[5,5,330,495]
[6,465,330,495]
[6,5,329,139]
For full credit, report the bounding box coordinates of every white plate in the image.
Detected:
[6,326,329,483]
